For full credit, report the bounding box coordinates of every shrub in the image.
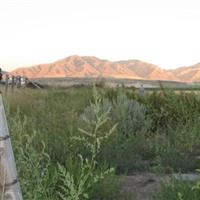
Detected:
[112,93,152,137]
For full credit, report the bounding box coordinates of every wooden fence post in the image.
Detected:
[5,75,9,95]
[0,94,23,199]
[19,77,21,88]
[24,77,28,87]
[16,77,21,89]
[11,76,15,94]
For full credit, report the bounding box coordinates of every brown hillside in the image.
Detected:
[9,55,180,81]
[169,63,200,82]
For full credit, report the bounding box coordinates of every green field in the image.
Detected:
[4,85,200,199]
[32,77,196,89]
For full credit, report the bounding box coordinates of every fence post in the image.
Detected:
[16,77,21,89]
[19,77,21,88]
[24,77,28,87]
[5,75,9,95]
[11,76,15,94]
[0,94,23,199]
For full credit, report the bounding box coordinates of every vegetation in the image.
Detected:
[2,86,200,199]
[154,178,200,200]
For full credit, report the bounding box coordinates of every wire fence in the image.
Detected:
[0,74,42,95]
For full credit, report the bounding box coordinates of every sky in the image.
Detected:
[0,0,200,71]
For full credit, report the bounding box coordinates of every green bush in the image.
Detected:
[142,90,200,131]
[112,93,152,137]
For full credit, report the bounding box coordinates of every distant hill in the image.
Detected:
[7,55,200,82]
[169,63,200,82]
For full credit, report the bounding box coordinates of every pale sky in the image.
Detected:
[1,0,200,71]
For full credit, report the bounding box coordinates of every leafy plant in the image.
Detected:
[154,179,200,200]
[58,87,117,200]
[9,110,58,200]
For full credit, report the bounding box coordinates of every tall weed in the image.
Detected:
[57,87,116,200]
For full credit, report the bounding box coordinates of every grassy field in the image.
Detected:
[3,85,200,199]
[32,77,195,89]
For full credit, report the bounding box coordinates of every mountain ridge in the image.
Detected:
[8,55,200,82]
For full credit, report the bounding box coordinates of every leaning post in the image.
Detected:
[0,93,23,199]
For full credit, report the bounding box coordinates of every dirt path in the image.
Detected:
[120,173,200,200]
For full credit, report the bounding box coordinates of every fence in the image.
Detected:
[1,75,42,94]
[0,94,23,199]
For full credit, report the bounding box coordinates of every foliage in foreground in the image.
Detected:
[4,86,200,199]
[154,178,200,200]
[10,111,58,199]
[7,88,120,200]
[57,87,116,200]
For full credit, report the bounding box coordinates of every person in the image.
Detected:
[139,84,144,97]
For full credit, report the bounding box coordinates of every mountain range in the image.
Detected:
[8,55,200,82]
